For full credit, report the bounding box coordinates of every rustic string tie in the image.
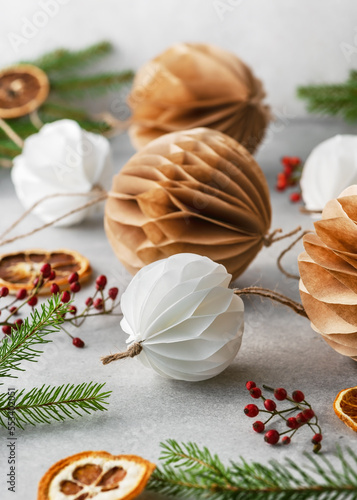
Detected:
[101,342,143,365]
[263,225,302,248]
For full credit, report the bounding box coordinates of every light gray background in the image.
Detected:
[0,0,357,116]
[1,2,357,499]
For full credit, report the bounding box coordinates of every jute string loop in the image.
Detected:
[101,342,143,365]
[234,287,307,318]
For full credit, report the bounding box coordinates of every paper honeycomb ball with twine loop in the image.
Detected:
[105,127,272,280]
[128,42,271,153]
[102,253,244,382]
[298,185,357,360]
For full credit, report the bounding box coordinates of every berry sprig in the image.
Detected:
[0,264,120,349]
[276,156,303,203]
[244,382,323,453]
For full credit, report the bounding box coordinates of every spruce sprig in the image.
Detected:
[0,295,67,382]
[24,41,113,75]
[298,70,357,122]
[148,440,357,499]
[0,382,111,430]
[50,70,134,97]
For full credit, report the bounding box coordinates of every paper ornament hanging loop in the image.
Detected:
[105,127,272,280]
[102,253,244,382]
[128,42,271,153]
[298,185,357,360]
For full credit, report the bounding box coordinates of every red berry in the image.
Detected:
[292,390,305,403]
[276,173,287,191]
[16,288,27,300]
[68,305,77,315]
[252,421,265,433]
[27,296,38,307]
[2,325,12,335]
[312,433,323,444]
[287,417,299,429]
[282,436,291,445]
[0,286,9,297]
[93,298,104,310]
[108,287,119,300]
[48,270,56,281]
[85,297,93,307]
[244,404,259,418]
[61,291,71,303]
[290,192,301,203]
[50,283,60,295]
[70,282,81,293]
[72,337,85,348]
[264,430,280,445]
[250,387,262,399]
[40,263,51,278]
[264,399,277,412]
[9,306,17,314]
[95,275,107,290]
[68,272,79,284]
[296,412,308,425]
[274,388,287,401]
[15,319,23,328]
[245,381,256,391]
[302,408,315,421]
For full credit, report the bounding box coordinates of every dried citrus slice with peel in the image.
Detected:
[333,386,357,432]
[0,249,91,295]
[37,451,155,500]
[0,64,49,118]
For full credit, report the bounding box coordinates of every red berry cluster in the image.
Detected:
[276,156,303,203]
[0,265,120,349]
[244,382,323,453]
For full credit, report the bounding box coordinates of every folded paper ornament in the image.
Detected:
[301,135,357,213]
[105,127,272,280]
[298,185,357,360]
[128,43,271,153]
[103,253,244,381]
[11,119,112,227]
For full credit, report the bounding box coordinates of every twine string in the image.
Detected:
[0,186,108,248]
[101,342,143,365]
[277,230,311,280]
[263,225,302,247]
[234,286,307,318]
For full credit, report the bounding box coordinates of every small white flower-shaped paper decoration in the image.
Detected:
[120,253,244,381]
[11,119,112,226]
[301,135,357,213]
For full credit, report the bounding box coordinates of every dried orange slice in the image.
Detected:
[0,64,49,118]
[333,386,357,432]
[0,249,91,295]
[37,451,156,500]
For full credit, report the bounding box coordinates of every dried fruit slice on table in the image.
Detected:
[0,64,49,118]
[38,451,156,500]
[334,386,357,432]
[0,249,91,295]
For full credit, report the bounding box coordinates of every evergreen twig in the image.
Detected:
[0,295,68,382]
[298,70,357,122]
[148,439,357,499]
[0,382,111,430]
[50,71,134,97]
[24,41,113,75]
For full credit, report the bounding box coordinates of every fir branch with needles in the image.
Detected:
[0,382,110,430]
[0,294,68,382]
[148,440,357,499]
[298,70,357,122]
[50,70,134,97]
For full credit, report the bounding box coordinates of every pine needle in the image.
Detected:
[148,440,357,499]
[0,382,111,429]
[24,41,113,74]
[50,71,134,97]
[0,295,68,383]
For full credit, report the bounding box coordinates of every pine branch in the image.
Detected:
[297,71,357,122]
[25,41,113,75]
[38,103,111,134]
[148,440,357,499]
[0,295,68,383]
[50,71,134,97]
[0,382,111,430]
